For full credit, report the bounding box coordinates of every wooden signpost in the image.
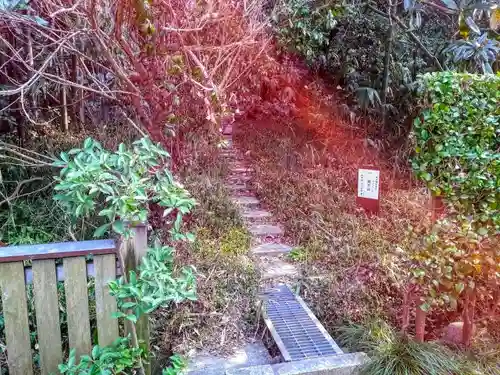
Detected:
[356,167,380,214]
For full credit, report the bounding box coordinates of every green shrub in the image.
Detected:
[273,0,343,63]
[53,137,195,240]
[412,72,500,228]
[336,319,468,375]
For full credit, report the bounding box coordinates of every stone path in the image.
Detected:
[186,126,298,374]
[221,129,298,283]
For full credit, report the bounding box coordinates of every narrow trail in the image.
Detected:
[221,126,298,284]
[186,123,299,374]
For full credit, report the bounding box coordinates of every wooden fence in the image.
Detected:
[0,239,121,375]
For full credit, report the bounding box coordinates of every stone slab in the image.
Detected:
[232,196,260,207]
[222,123,233,135]
[261,258,297,280]
[231,167,255,173]
[227,183,250,191]
[226,365,274,375]
[248,224,283,237]
[251,243,292,256]
[186,343,273,375]
[227,175,252,182]
[225,353,369,375]
[241,210,272,220]
[272,353,369,375]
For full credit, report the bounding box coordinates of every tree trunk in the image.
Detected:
[381,0,394,127]
[60,85,69,132]
[380,26,393,105]
[415,306,426,342]
[60,58,69,132]
[401,286,412,334]
[462,287,476,347]
[430,193,444,223]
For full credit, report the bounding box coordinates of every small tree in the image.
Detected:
[407,71,499,345]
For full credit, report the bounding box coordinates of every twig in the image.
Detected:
[365,4,444,71]
[49,0,83,18]
[0,177,44,206]
[123,113,147,137]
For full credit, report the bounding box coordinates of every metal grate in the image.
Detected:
[262,284,343,362]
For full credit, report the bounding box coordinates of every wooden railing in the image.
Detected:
[0,239,120,375]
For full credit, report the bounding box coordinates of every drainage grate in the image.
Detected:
[261,284,343,362]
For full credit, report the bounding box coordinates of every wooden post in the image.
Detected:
[120,223,150,375]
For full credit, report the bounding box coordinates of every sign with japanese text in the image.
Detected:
[357,167,380,214]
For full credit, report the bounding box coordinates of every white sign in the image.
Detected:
[358,169,380,200]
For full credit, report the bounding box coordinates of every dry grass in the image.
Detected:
[236,71,430,331]
[150,129,260,365]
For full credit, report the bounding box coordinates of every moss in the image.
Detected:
[220,227,251,255]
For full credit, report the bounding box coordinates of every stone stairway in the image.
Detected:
[222,137,297,282]
[185,127,298,375]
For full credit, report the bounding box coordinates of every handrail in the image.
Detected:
[0,239,116,263]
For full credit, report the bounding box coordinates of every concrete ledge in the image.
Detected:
[225,353,369,375]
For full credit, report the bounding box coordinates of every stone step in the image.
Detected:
[186,342,272,375]
[248,224,283,237]
[227,175,252,182]
[226,183,250,191]
[231,196,260,207]
[251,243,293,256]
[260,258,298,280]
[225,353,369,375]
[221,123,233,135]
[241,210,272,220]
[231,166,254,173]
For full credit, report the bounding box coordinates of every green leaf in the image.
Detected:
[121,301,137,309]
[93,223,111,238]
[58,364,69,373]
[125,314,138,323]
[112,220,125,234]
[92,345,100,359]
[419,302,431,312]
[111,311,127,319]
[455,282,465,294]
[84,137,93,149]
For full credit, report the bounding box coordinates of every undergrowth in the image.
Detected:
[150,130,259,365]
[238,111,425,328]
[336,319,500,375]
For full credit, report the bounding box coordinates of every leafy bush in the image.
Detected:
[273,0,343,63]
[53,137,195,239]
[52,137,196,374]
[407,217,499,314]
[412,72,500,227]
[58,337,144,375]
[445,33,500,74]
[109,245,197,322]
